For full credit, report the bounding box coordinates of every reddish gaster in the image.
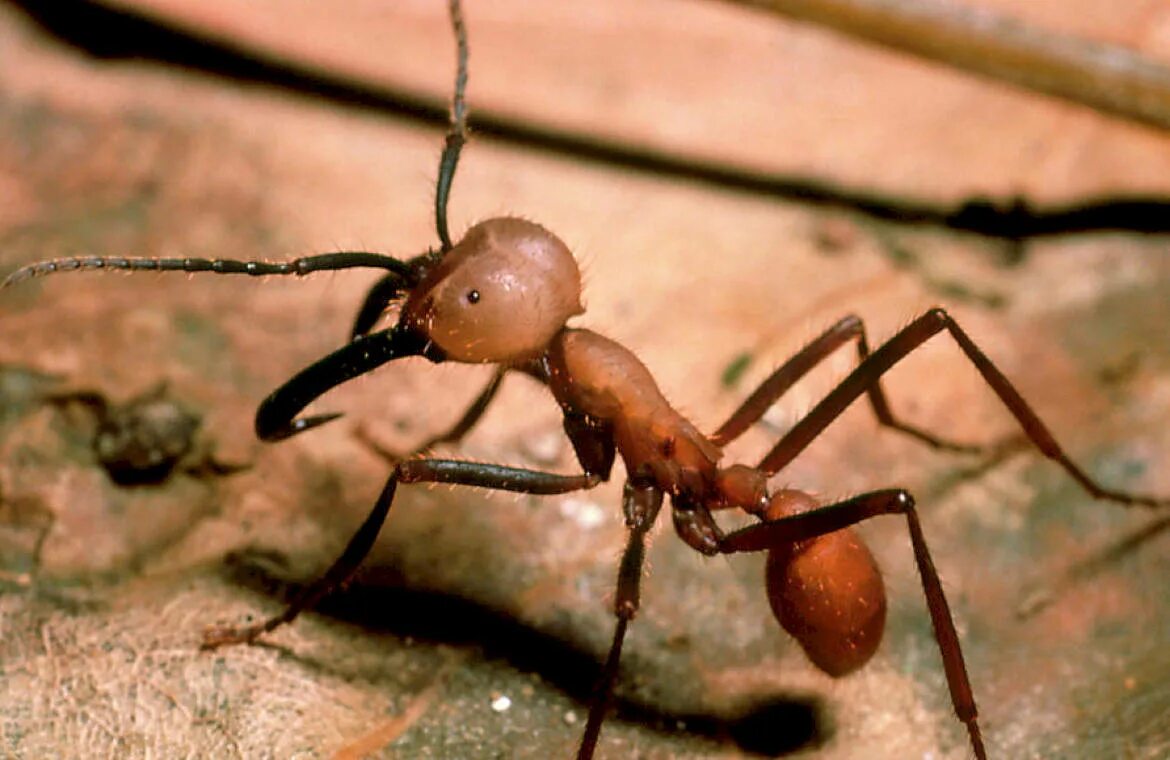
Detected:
[4,2,1169,758]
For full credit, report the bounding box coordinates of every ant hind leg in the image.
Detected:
[758,308,1170,510]
[720,489,986,760]
[711,314,982,454]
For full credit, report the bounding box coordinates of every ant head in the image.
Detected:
[400,217,584,363]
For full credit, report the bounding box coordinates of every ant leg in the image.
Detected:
[349,271,411,340]
[711,314,978,453]
[423,367,506,449]
[349,249,438,341]
[435,0,469,251]
[578,481,664,760]
[202,471,402,648]
[394,458,600,493]
[758,308,1170,508]
[357,367,507,463]
[719,489,986,760]
[202,458,601,649]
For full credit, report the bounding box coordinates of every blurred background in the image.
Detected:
[1,1,1168,757]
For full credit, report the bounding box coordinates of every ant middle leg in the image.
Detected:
[719,489,986,760]
[201,459,600,649]
[577,480,664,760]
[711,314,981,453]
[758,307,1170,509]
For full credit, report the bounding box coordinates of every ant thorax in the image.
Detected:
[546,328,721,497]
[4,0,1164,755]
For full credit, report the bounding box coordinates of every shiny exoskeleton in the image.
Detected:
[5,3,1169,759]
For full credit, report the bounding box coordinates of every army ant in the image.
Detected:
[4,2,1169,757]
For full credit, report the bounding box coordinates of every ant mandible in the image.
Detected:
[4,2,1169,758]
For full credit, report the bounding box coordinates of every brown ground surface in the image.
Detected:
[1,2,1169,758]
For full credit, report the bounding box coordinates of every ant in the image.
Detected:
[3,2,1168,757]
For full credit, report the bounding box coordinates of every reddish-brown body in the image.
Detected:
[764,489,887,677]
[27,207,1148,760]
[12,13,1168,751]
[10,179,1167,760]
[540,322,887,678]
[547,328,722,502]
[390,214,895,681]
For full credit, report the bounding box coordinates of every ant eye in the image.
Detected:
[466,289,480,304]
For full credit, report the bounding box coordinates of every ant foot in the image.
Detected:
[200,622,264,650]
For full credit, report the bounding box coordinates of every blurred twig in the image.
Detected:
[724,0,1170,132]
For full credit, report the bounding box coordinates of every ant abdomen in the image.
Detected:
[400,217,584,363]
[763,489,887,677]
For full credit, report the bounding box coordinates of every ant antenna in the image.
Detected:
[1,1,470,292]
[434,0,469,252]
[0,252,414,290]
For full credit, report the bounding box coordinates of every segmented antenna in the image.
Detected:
[0,252,413,290]
[3,6,471,289]
[434,0,469,251]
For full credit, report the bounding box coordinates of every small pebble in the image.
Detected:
[490,694,512,713]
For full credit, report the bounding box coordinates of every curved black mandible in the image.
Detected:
[254,325,436,441]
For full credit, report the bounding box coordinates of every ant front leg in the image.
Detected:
[719,489,986,759]
[357,358,560,465]
[349,271,412,340]
[577,480,664,760]
[357,366,508,463]
[712,314,980,453]
[408,366,507,452]
[759,307,1170,509]
[202,470,402,648]
[202,459,600,649]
